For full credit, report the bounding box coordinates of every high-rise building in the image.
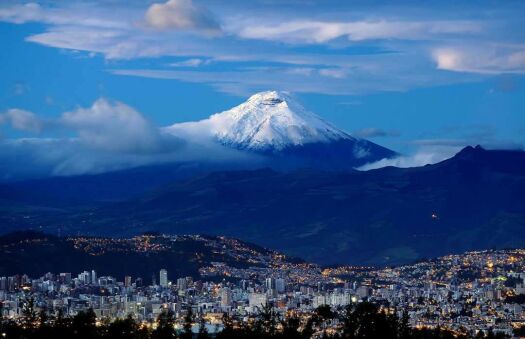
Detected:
[124,276,132,287]
[357,286,372,299]
[265,278,275,290]
[78,271,91,284]
[221,287,232,306]
[60,273,72,284]
[7,276,16,291]
[159,269,168,287]
[240,280,248,290]
[177,278,187,290]
[275,278,286,293]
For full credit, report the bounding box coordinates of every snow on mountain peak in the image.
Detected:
[164,90,355,152]
[207,90,353,151]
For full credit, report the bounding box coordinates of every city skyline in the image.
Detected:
[2,239,525,337]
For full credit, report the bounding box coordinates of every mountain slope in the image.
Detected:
[5,146,523,266]
[166,91,396,168]
[0,231,292,279]
[0,162,254,207]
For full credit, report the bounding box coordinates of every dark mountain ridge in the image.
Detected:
[0,231,289,280]
[1,146,524,266]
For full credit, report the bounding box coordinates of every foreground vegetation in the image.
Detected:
[0,300,511,338]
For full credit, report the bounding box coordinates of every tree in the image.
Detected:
[315,305,335,332]
[514,325,525,337]
[103,314,140,339]
[21,297,38,331]
[398,310,411,339]
[52,308,73,339]
[316,305,335,320]
[197,315,210,339]
[216,313,236,339]
[301,317,315,339]
[180,308,193,339]
[152,309,176,339]
[281,315,301,339]
[72,308,98,339]
[257,304,279,337]
[341,302,398,339]
[35,308,56,339]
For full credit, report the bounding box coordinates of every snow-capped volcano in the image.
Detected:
[208,91,352,151]
[166,90,396,168]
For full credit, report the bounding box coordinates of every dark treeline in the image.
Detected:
[0,299,511,339]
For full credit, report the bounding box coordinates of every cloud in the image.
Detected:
[0,2,124,28]
[0,1,523,96]
[26,27,137,60]
[359,145,462,170]
[0,2,46,24]
[0,109,43,133]
[0,137,177,180]
[109,57,477,96]
[0,98,259,180]
[318,68,347,79]
[233,20,481,44]
[12,82,29,96]
[353,128,400,138]
[60,98,177,153]
[145,0,221,36]
[359,134,524,171]
[433,44,525,74]
[169,58,210,67]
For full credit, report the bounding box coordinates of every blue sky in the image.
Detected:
[0,0,524,179]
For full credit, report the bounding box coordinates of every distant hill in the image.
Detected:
[0,162,252,207]
[0,231,289,280]
[90,146,525,266]
[1,146,524,266]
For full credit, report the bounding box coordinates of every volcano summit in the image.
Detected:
[167,91,396,169]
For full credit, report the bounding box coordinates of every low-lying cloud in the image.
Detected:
[359,137,524,171]
[61,98,170,153]
[358,145,462,170]
[0,109,43,133]
[0,98,257,181]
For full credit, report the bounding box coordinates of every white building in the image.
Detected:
[248,293,268,308]
[159,269,168,288]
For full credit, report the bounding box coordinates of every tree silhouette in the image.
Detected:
[153,309,176,339]
[180,308,193,339]
[216,313,235,339]
[398,310,411,339]
[72,308,98,339]
[257,304,279,337]
[103,314,143,339]
[0,301,488,339]
[21,297,37,331]
[281,315,302,339]
[197,315,210,339]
